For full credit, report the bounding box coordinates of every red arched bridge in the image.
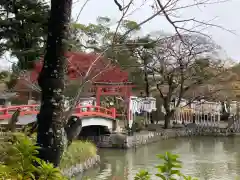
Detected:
[0,105,118,133]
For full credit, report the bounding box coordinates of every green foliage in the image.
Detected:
[0,70,10,81]
[0,70,10,90]
[134,170,151,180]
[0,133,67,180]
[5,64,20,90]
[35,159,67,180]
[1,9,146,85]
[69,16,113,51]
[122,20,140,31]
[134,152,198,180]
[5,77,18,90]
[0,0,49,69]
[132,116,146,132]
[60,140,97,169]
[69,16,150,92]
[1,5,145,70]
[0,132,97,179]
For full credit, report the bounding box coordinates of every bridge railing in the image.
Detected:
[0,104,116,120]
[0,105,40,120]
[75,105,116,119]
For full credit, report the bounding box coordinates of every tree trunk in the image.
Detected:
[143,63,150,97]
[36,0,72,167]
[163,98,173,129]
[164,113,171,129]
[143,59,154,124]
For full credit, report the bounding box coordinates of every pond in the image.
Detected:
[76,136,240,180]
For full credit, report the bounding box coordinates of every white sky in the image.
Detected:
[71,0,240,59]
[1,0,240,70]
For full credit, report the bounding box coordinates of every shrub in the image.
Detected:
[0,133,97,180]
[132,116,146,132]
[0,133,67,180]
[60,140,97,169]
[134,152,198,180]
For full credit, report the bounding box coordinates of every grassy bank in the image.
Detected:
[60,140,97,169]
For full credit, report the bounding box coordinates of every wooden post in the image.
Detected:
[96,87,101,106]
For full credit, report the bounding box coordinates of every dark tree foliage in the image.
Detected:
[0,0,49,69]
[0,70,9,81]
[5,63,18,90]
[0,0,81,90]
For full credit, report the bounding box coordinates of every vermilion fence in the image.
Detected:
[0,105,116,120]
[74,105,116,119]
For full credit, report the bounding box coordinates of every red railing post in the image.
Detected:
[75,106,81,113]
[3,108,8,116]
[87,106,90,112]
[110,108,116,119]
[33,105,37,114]
[30,105,34,114]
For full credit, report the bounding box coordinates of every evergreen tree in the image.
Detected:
[0,0,49,69]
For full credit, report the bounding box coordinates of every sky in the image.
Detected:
[71,0,240,59]
[1,0,240,70]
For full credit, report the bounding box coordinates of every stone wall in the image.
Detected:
[83,131,172,148]
[61,155,100,177]
[83,126,240,149]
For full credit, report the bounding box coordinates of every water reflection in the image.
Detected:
[77,137,240,180]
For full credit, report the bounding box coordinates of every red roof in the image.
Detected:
[14,52,129,91]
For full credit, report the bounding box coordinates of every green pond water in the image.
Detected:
[76,136,240,180]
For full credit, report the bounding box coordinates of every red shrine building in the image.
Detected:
[13,52,134,105]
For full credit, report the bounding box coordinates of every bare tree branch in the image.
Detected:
[112,0,134,45]
[75,0,91,22]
